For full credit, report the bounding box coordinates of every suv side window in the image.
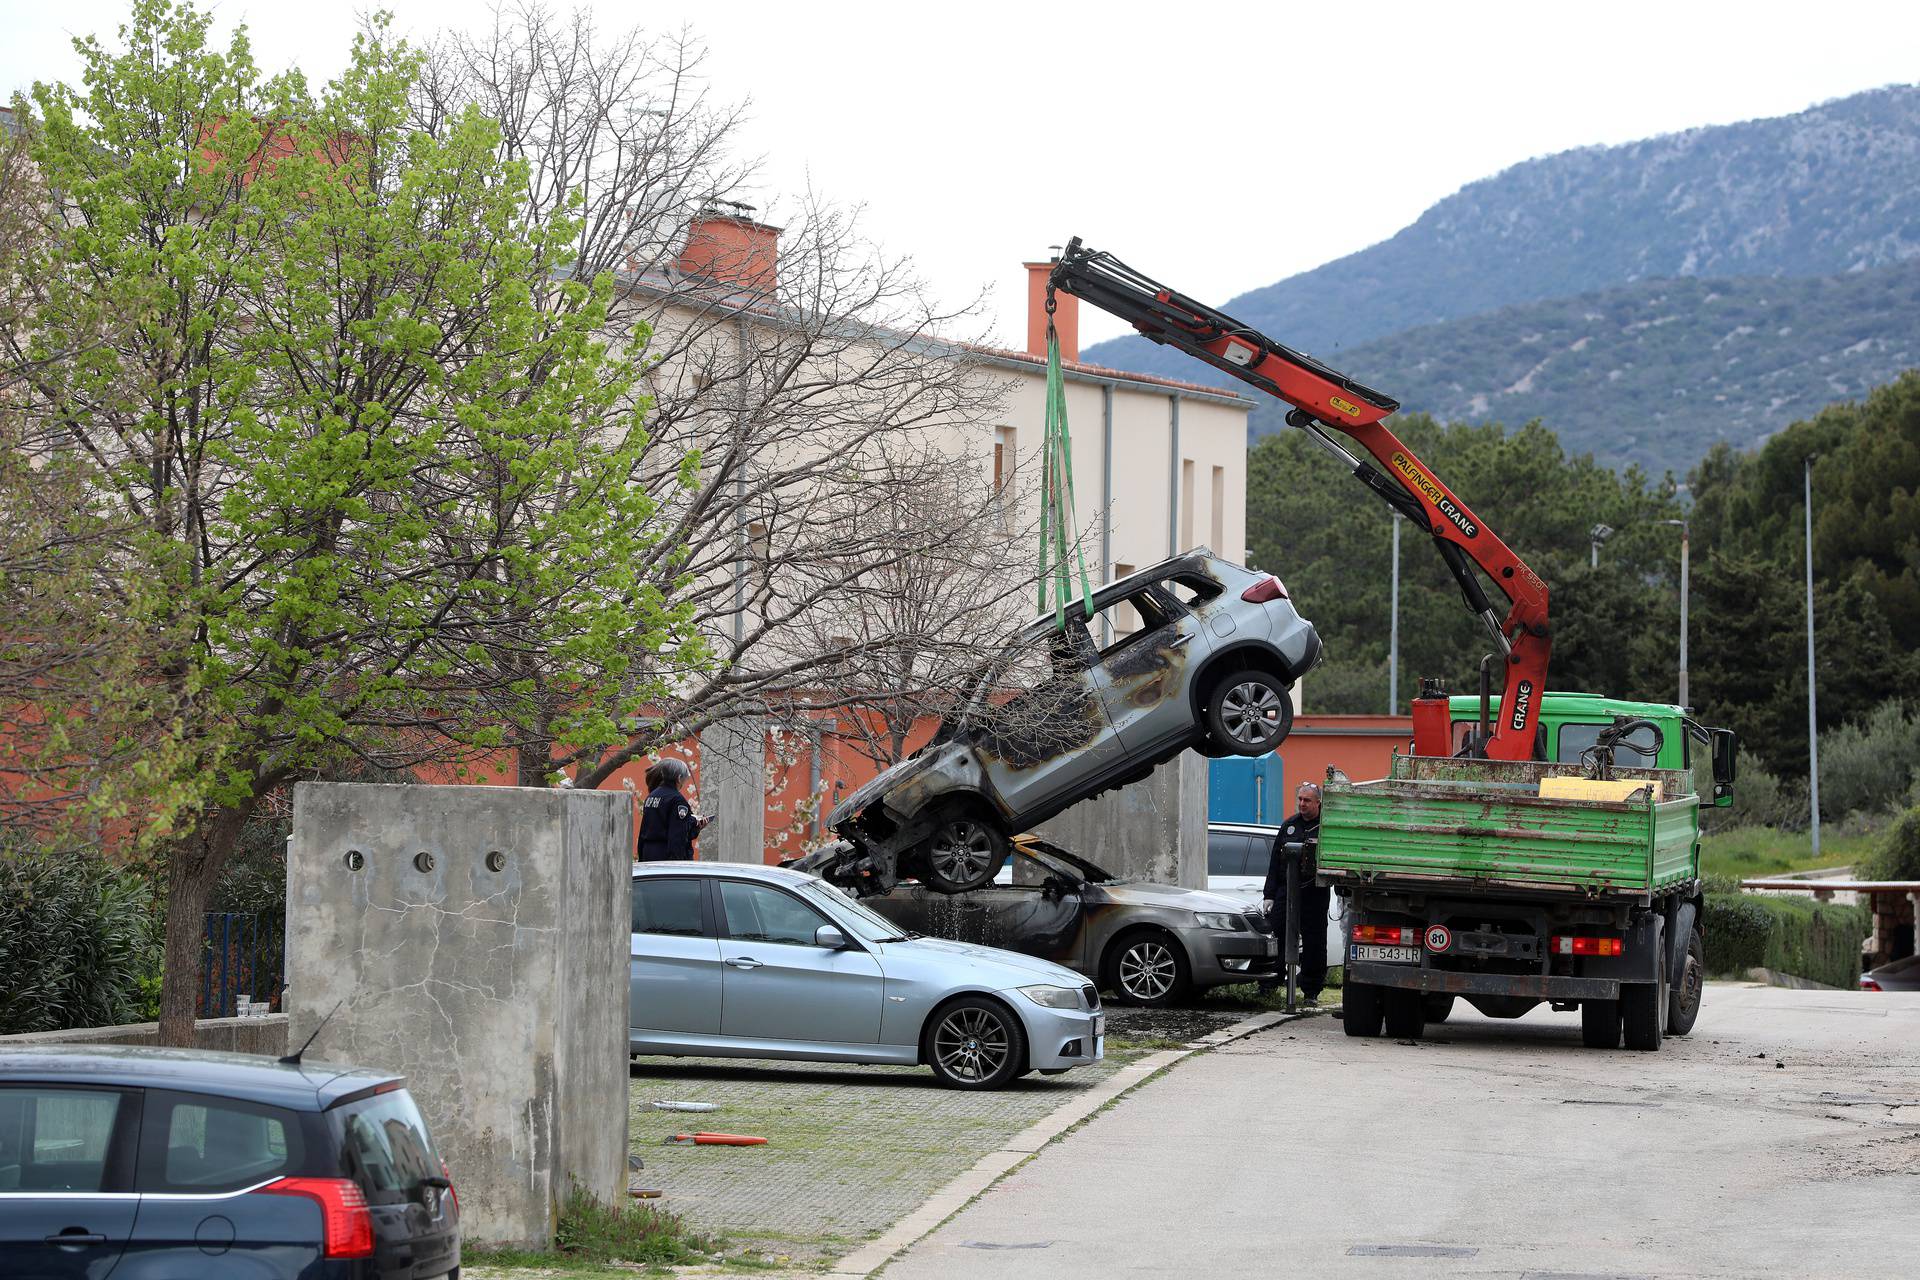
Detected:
[0,1086,129,1192]
[717,881,832,946]
[632,876,707,936]
[138,1091,302,1194]
[1092,588,1177,656]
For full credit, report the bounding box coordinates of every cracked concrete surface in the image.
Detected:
[287,782,631,1249]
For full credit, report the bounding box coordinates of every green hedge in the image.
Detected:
[0,845,160,1035]
[1703,892,1869,989]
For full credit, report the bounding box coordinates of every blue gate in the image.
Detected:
[199,912,283,1017]
[1208,753,1285,825]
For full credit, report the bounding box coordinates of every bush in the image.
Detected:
[469,1185,715,1271]
[0,840,160,1035]
[1818,700,1920,822]
[1860,807,1920,882]
[1715,749,1807,831]
[1703,891,1869,989]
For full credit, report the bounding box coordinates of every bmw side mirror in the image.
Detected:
[815,925,850,950]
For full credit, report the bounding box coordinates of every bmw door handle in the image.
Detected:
[724,957,763,970]
[46,1232,108,1247]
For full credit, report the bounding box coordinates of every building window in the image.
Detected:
[993,426,1017,493]
[1211,465,1225,551]
[1180,459,1196,549]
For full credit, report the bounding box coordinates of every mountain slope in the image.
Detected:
[1082,84,1920,384]
[1245,260,1920,474]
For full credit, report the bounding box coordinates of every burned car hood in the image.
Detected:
[825,751,940,829]
[1093,882,1251,914]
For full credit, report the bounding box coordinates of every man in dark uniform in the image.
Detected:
[637,759,710,861]
[1261,782,1328,1002]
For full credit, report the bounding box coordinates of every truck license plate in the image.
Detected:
[1350,943,1420,964]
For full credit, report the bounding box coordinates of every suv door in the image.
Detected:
[0,1084,139,1280]
[714,879,885,1045]
[1088,585,1213,754]
[630,874,723,1037]
[972,621,1123,819]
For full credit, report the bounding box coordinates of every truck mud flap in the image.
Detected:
[1347,963,1618,1001]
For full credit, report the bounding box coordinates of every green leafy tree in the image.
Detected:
[7,1,697,1043]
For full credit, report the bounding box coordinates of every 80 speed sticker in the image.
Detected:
[1425,924,1452,953]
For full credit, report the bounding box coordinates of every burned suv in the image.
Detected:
[817,551,1320,894]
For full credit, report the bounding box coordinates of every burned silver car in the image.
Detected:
[820,551,1320,893]
[800,835,1279,1006]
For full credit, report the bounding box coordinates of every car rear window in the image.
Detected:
[330,1089,440,1205]
[138,1091,302,1193]
[0,1086,125,1192]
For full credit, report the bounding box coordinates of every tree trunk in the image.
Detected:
[518,740,555,787]
[155,805,255,1047]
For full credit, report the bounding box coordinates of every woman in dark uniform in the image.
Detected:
[636,759,709,861]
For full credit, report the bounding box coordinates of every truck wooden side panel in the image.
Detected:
[1319,756,1699,898]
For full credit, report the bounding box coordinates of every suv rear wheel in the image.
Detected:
[917,813,1009,893]
[1205,670,1294,756]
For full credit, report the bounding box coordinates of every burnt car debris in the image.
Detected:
[796,835,1279,1006]
[811,550,1321,894]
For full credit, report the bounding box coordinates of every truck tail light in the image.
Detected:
[258,1177,375,1258]
[1241,575,1288,603]
[1550,935,1623,957]
[1352,925,1417,946]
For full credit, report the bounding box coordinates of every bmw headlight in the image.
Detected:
[1194,912,1246,932]
[1019,984,1085,1010]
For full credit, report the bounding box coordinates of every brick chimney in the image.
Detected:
[1025,256,1078,361]
[677,204,780,293]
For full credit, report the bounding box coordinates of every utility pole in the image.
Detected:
[1804,455,1821,857]
[1590,523,1613,568]
[1388,512,1401,714]
[1664,519,1690,708]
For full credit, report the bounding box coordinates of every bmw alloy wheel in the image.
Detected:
[932,1006,1010,1084]
[1118,940,1178,1002]
[1220,680,1286,747]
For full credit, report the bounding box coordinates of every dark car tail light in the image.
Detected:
[1241,575,1288,603]
[1861,976,1882,992]
[441,1157,460,1216]
[258,1177,375,1258]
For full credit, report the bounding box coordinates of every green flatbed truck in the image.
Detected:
[1319,693,1737,1051]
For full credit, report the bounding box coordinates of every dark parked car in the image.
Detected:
[0,1045,458,1279]
[822,551,1321,893]
[807,836,1279,1007]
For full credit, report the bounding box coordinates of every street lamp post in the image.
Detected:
[1805,456,1821,857]
[1663,518,1690,708]
[1590,523,1613,568]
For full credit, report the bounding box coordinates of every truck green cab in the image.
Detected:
[1317,693,1737,1052]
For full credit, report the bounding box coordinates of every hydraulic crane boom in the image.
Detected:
[1048,238,1550,761]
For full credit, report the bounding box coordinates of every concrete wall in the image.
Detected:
[286,783,630,1249]
[1037,751,1208,889]
[0,1015,289,1056]
[700,714,766,862]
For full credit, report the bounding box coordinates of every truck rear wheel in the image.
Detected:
[1342,982,1384,1037]
[1422,994,1456,1024]
[1666,924,1705,1036]
[1622,947,1668,1052]
[1580,998,1621,1049]
[1383,988,1425,1039]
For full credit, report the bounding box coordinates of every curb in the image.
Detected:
[825,1008,1296,1278]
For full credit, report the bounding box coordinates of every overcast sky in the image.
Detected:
[7,1,1919,350]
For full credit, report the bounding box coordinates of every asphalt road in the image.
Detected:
[883,984,1920,1279]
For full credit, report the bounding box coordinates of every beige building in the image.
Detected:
[963,261,1253,644]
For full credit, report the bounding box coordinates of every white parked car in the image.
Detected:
[1206,822,1344,965]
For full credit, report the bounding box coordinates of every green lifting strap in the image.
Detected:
[1037,294,1095,628]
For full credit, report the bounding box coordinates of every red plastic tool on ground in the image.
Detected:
[663,1132,768,1146]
